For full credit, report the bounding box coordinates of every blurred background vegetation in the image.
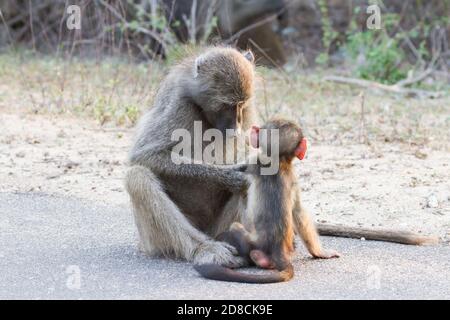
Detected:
[0,0,449,148]
[1,1,449,81]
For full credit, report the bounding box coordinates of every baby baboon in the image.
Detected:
[195,119,333,283]
[126,47,338,269]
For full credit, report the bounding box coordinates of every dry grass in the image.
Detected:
[0,51,161,126]
[0,50,449,150]
[254,67,450,151]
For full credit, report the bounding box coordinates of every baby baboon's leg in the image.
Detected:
[292,183,340,259]
[216,222,272,269]
[125,165,243,267]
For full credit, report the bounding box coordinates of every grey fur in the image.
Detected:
[125,47,255,266]
[125,47,338,268]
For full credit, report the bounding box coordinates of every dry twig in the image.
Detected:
[324,75,445,99]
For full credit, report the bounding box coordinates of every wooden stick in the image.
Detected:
[324,75,445,99]
[317,223,440,246]
[394,68,433,87]
[358,91,367,144]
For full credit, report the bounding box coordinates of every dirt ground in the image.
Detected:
[1,111,449,242]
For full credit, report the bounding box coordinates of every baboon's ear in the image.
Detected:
[193,55,205,78]
[244,50,255,63]
[294,138,307,160]
[250,125,260,148]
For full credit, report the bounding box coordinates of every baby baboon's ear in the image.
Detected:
[250,125,260,148]
[295,138,307,160]
[193,55,205,78]
[244,50,255,63]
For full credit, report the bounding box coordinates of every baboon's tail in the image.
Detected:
[194,264,294,284]
[317,223,439,245]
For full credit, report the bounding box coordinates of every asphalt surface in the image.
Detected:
[0,192,449,300]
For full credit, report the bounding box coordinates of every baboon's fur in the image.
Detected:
[125,47,338,268]
[195,119,338,283]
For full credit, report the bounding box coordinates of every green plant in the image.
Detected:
[121,104,140,125]
[344,30,407,84]
[343,7,410,84]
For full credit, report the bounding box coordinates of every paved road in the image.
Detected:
[0,192,449,300]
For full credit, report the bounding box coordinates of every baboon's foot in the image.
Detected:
[250,250,274,269]
[313,249,341,259]
[193,240,245,268]
[230,222,246,232]
[137,241,162,257]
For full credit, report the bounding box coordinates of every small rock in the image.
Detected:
[65,161,80,169]
[26,137,40,144]
[360,237,366,241]
[426,194,439,208]
[414,150,427,160]
[409,177,418,187]
[15,151,26,158]
[57,130,67,138]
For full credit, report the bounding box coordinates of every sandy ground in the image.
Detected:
[1,111,449,242]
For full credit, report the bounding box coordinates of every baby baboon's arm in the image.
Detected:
[292,184,340,259]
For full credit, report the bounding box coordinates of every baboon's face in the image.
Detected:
[203,101,248,136]
[192,48,255,137]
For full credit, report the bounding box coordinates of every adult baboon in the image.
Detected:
[125,47,337,267]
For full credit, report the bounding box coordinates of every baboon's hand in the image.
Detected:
[194,240,245,268]
[313,249,341,259]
